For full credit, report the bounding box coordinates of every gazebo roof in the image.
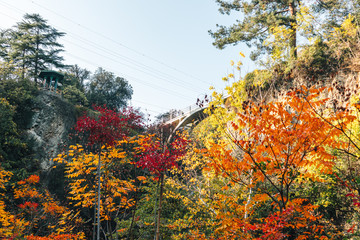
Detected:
[39,70,64,81]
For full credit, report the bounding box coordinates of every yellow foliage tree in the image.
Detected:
[53,140,144,239]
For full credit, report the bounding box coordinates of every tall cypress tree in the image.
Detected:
[10,14,65,82]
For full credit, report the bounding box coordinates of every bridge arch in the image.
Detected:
[164,107,208,142]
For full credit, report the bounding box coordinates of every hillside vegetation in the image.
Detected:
[2,1,360,239]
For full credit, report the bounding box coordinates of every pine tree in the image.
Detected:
[10,14,65,82]
[0,29,13,62]
[209,0,299,60]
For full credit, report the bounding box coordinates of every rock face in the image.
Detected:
[26,91,76,170]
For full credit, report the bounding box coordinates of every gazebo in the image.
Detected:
[39,70,64,92]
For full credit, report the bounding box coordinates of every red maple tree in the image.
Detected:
[135,133,188,240]
[75,105,143,147]
[135,134,187,177]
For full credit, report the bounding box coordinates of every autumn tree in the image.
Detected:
[0,167,16,237]
[53,142,144,240]
[13,175,85,237]
[135,133,188,240]
[67,105,143,239]
[0,173,85,238]
[301,86,360,236]
[161,136,219,239]
[199,86,355,239]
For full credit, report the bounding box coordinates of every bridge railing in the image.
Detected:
[162,102,203,124]
[161,93,230,125]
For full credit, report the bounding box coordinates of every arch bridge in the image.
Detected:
[162,103,208,134]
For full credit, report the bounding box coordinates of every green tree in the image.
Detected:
[86,67,133,111]
[9,14,65,82]
[210,0,300,60]
[0,78,38,128]
[62,85,88,106]
[0,98,36,180]
[209,0,360,62]
[0,78,39,180]
[64,64,91,92]
[0,98,19,161]
[0,29,13,62]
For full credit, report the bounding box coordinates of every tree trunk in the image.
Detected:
[34,32,39,83]
[97,151,101,240]
[244,171,253,219]
[289,0,297,60]
[127,165,139,240]
[155,174,164,240]
[93,192,97,240]
[21,50,25,80]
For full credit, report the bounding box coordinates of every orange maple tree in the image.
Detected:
[0,172,85,239]
[203,87,355,239]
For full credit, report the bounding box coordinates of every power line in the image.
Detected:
[1,0,197,92]
[58,28,202,91]
[0,1,210,94]
[0,12,191,112]
[30,0,210,85]
[61,37,200,93]
[63,52,194,100]
[0,10,18,21]
[0,1,206,115]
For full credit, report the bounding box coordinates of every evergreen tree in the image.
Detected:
[209,0,300,60]
[0,29,13,62]
[10,14,65,82]
[209,0,356,61]
[64,64,91,92]
[8,29,32,79]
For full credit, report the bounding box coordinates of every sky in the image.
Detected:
[0,0,256,121]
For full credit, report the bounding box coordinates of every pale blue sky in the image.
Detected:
[0,0,256,120]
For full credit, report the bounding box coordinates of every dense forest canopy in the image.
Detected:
[1,1,360,239]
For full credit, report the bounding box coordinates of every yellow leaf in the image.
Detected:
[137,176,147,182]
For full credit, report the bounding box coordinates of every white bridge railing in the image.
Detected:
[162,103,202,124]
[162,92,232,125]
[162,94,218,125]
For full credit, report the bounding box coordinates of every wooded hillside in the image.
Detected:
[2,1,360,239]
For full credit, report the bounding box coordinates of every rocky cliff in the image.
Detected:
[26,91,76,170]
